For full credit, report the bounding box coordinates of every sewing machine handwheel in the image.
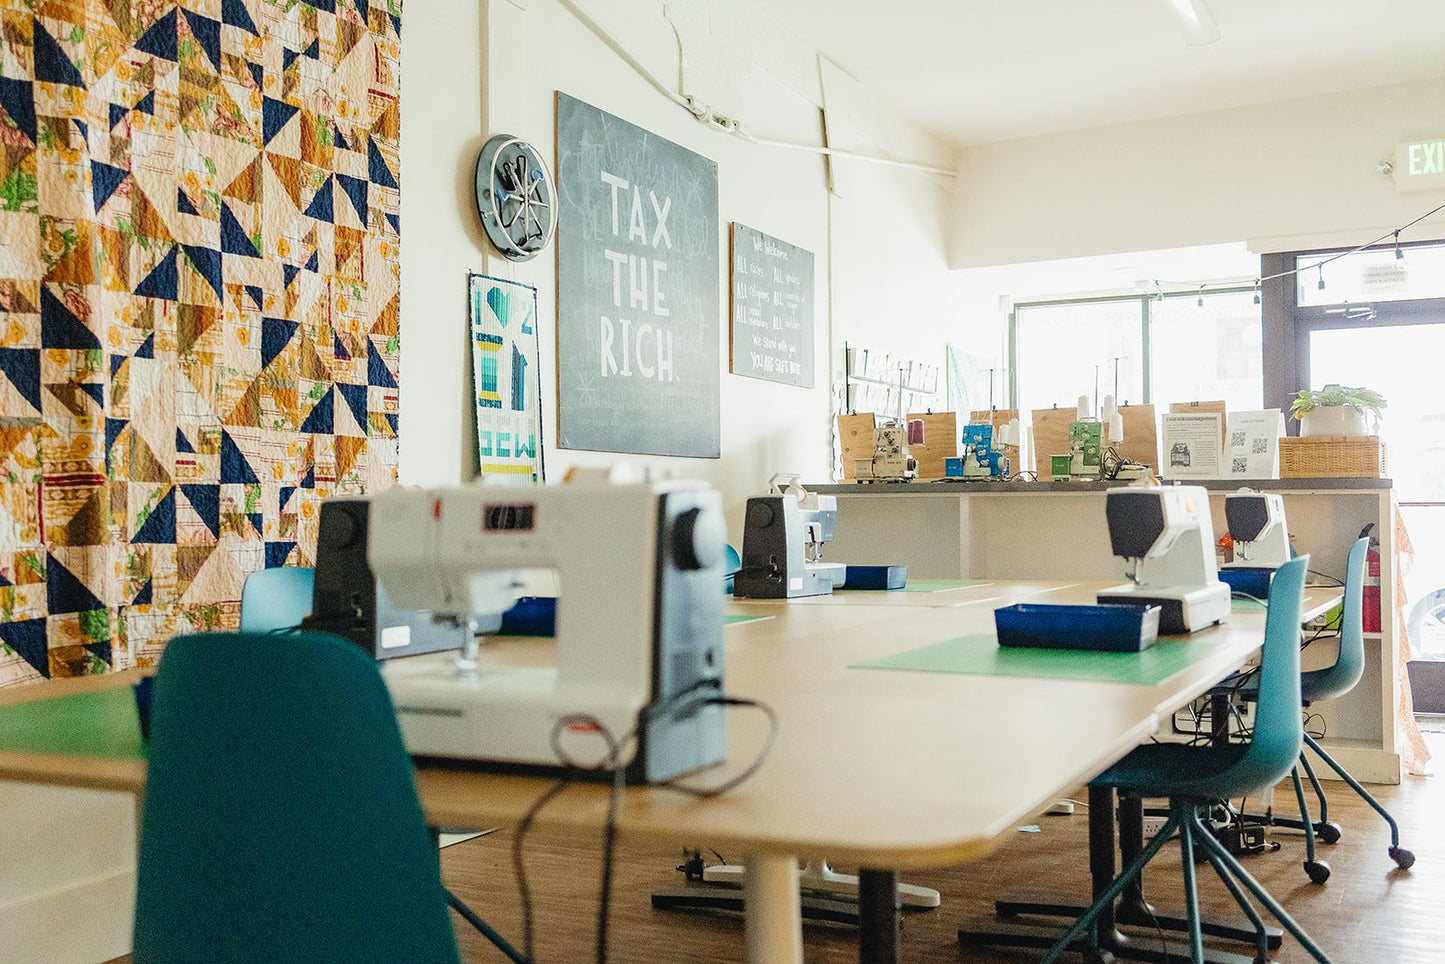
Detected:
[674,507,725,571]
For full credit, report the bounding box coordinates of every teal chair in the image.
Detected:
[1229,538,1414,882]
[239,566,315,633]
[132,631,460,964]
[1042,556,1332,964]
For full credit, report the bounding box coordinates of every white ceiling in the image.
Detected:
[764,0,1445,148]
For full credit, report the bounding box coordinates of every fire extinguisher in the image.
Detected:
[1360,523,1382,633]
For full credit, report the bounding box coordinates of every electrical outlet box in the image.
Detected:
[1141,815,1169,840]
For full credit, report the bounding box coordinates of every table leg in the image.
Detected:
[744,854,802,964]
[858,869,900,963]
[1087,784,1117,940]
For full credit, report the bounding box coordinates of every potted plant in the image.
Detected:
[1289,384,1387,437]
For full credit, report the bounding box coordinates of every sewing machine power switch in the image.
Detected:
[672,506,725,571]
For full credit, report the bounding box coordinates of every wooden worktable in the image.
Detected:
[0,582,1341,963]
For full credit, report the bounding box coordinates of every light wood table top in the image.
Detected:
[0,582,1342,871]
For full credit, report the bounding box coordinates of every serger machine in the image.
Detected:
[1097,483,1231,633]
[1223,489,1290,568]
[364,481,728,783]
[733,479,846,599]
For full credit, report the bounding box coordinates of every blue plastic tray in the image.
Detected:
[1218,566,1274,600]
[995,603,1161,652]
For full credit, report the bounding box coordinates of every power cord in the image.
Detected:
[512,684,780,964]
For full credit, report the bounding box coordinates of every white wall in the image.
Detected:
[949,77,1445,269]
[399,0,969,534]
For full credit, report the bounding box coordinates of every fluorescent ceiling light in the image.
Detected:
[1165,0,1221,46]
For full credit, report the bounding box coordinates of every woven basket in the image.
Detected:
[1278,435,1386,479]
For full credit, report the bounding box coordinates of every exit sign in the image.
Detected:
[1393,138,1445,192]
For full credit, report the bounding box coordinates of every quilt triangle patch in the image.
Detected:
[177,188,199,215]
[181,9,222,71]
[41,286,102,350]
[337,381,367,430]
[135,8,178,62]
[299,386,333,434]
[133,487,177,544]
[368,138,398,190]
[0,348,42,412]
[47,556,105,615]
[33,18,86,88]
[367,340,397,388]
[336,172,367,223]
[262,96,299,145]
[175,427,195,453]
[180,483,220,538]
[221,202,260,257]
[303,176,334,222]
[92,160,129,212]
[182,244,223,301]
[265,541,297,569]
[131,578,153,606]
[0,619,49,678]
[262,317,298,369]
[223,0,259,35]
[0,77,37,143]
[135,246,180,301]
[220,430,260,484]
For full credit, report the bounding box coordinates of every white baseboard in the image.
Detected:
[0,868,134,964]
[1304,743,1402,785]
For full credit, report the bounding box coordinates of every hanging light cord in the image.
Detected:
[554,0,955,178]
[1150,200,1445,299]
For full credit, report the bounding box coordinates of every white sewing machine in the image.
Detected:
[366,480,728,783]
[1097,483,1231,633]
[1223,489,1291,568]
[733,475,846,599]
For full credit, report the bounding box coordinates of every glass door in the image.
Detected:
[1309,321,1445,657]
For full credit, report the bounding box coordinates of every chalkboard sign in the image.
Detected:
[555,92,720,458]
[729,223,814,388]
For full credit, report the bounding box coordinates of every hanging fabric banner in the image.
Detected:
[469,274,544,484]
[0,1,404,686]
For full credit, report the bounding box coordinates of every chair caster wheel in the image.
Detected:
[1315,822,1342,845]
[1389,846,1416,870]
[1304,860,1331,884]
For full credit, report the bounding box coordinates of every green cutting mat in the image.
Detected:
[726,613,773,625]
[840,580,985,594]
[853,632,1216,686]
[0,686,146,760]
[1230,597,1266,611]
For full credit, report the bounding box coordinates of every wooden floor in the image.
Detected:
[439,733,1445,963]
[104,734,1442,963]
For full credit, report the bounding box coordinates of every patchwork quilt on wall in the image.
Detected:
[0,0,402,685]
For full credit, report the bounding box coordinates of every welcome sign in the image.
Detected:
[555,93,721,458]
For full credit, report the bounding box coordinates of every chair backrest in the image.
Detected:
[1233,554,1309,791]
[1302,537,1370,700]
[238,566,315,633]
[133,631,459,964]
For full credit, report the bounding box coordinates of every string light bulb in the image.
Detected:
[1395,230,1405,261]
[1196,284,1205,308]
[1253,278,1261,305]
[1317,264,1326,291]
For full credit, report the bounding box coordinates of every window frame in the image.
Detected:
[1009,285,1259,411]
[1261,244,1445,436]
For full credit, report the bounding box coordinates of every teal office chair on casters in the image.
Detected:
[133,631,461,964]
[1042,556,1332,964]
[1224,537,1414,883]
[239,566,315,632]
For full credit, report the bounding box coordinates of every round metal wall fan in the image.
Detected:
[474,134,556,261]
